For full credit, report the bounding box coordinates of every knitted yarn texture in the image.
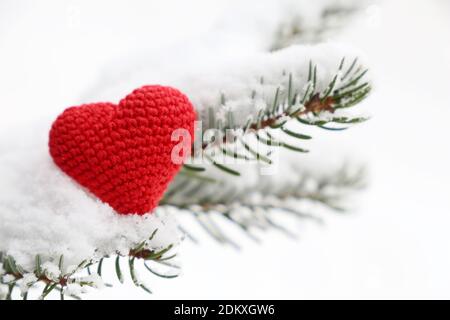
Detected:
[49,85,196,215]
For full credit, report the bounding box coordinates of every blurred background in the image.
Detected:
[1,0,449,299]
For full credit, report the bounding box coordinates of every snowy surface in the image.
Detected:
[1,0,450,299]
[0,135,181,270]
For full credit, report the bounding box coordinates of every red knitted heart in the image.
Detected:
[49,85,196,215]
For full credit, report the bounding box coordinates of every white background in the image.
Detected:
[1,0,450,299]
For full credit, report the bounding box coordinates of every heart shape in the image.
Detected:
[49,85,196,215]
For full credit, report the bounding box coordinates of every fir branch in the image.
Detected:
[271,1,366,50]
[162,164,366,245]
[0,238,179,300]
[185,56,370,176]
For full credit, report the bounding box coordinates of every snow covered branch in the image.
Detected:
[168,43,371,176]
[0,223,180,300]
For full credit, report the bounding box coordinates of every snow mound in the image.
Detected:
[0,130,181,271]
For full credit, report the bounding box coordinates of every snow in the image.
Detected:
[19,273,38,294]
[2,274,15,284]
[64,283,84,297]
[0,138,181,271]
